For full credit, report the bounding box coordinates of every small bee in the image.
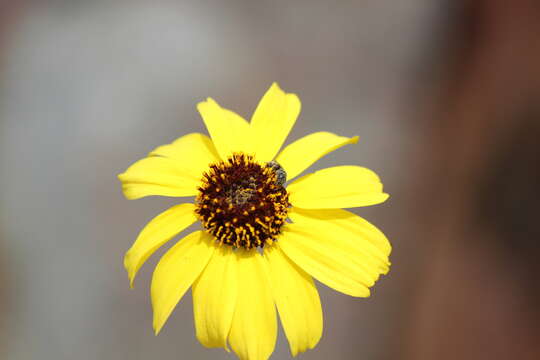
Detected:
[266,161,287,186]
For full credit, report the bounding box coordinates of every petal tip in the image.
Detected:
[196,97,216,110]
[124,253,138,288]
[196,101,207,111]
[286,92,301,108]
[126,269,136,288]
[153,318,164,336]
[127,271,136,288]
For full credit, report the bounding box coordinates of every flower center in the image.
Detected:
[195,153,290,249]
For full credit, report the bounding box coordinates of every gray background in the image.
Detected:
[0,1,443,359]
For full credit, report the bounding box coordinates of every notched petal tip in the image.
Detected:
[197,97,214,108]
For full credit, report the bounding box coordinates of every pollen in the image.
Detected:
[195,153,290,249]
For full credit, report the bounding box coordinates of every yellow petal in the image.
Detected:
[192,246,237,351]
[279,222,388,297]
[124,203,198,288]
[151,231,215,335]
[289,207,391,270]
[228,249,277,360]
[264,245,322,357]
[287,165,389,209]
[118,157,199,199]
[149,133,220,179]
[249,83,301,162]
[275,131,358,181]
[197,98,250,160]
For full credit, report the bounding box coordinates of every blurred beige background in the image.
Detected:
[2,1,539,360]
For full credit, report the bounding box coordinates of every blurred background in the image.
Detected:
[1,1,539,359]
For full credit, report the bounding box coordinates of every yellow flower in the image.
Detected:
[118,83,391,360]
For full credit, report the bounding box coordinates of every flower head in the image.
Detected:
[118,83,391,360]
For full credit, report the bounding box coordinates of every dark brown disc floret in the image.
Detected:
[195,153,290,249]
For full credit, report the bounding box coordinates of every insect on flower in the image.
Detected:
[266,160,287,186]
[118,83,391,360]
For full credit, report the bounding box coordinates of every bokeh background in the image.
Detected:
[1,1,539,359]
